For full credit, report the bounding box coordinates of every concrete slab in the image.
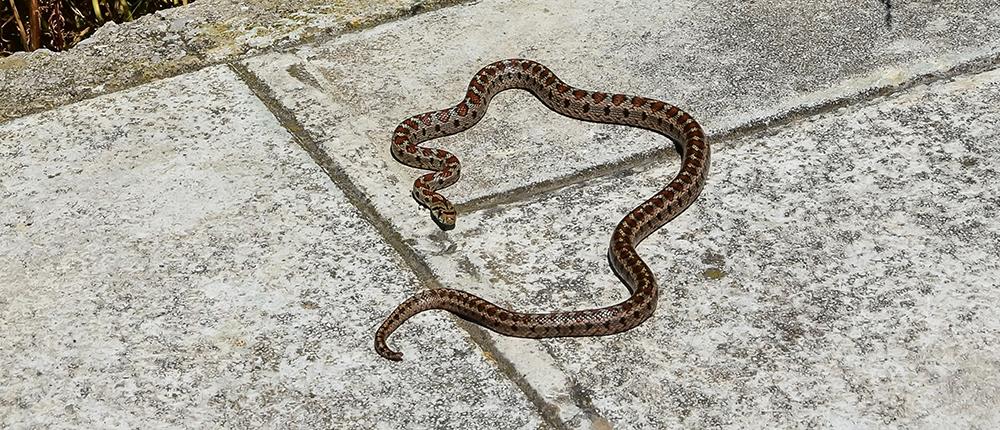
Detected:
[404,67,1000,427]
[0,0,470,122]
[242,0,1000,220]
[3,0,999,428]
[0,66,541,428]
[237,2,1000,426]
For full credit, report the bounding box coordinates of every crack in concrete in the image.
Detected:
[228,61,575,430]
[877,0,893,29]
[567,378,613,430]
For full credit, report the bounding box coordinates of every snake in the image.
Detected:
[376,59,709,361]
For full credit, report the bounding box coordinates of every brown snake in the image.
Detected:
[376,59,710,361]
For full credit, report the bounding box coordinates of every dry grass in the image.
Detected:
[1,0,190,56]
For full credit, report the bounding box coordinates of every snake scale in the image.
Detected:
[376,59,710,361]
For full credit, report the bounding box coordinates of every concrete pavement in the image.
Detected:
[3,0,1000,428]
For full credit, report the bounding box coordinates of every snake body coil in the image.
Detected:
[377,59,710,361]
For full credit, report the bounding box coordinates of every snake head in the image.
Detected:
[430,207,456,231]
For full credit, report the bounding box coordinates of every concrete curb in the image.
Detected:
[0,0,472,123]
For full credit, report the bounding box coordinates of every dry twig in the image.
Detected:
[6,0,28,49]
